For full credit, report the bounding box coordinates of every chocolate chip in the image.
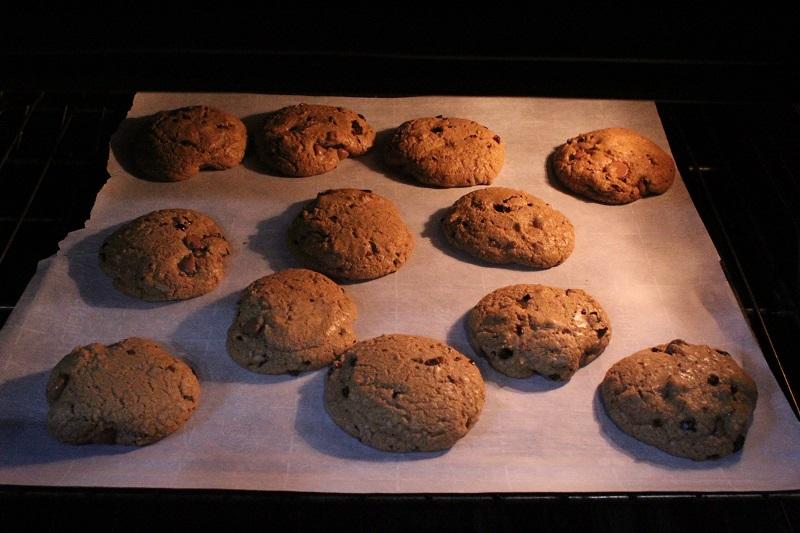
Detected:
[350,357,357,367]
[493,135,501,144]
[665,339,687,354]
[179,254,197,275]
[424,357,442,366]
[707,374,720,386]
[716,349,731,357]
[651,347,661,352]
[431,126,444,134]
[498,348,513,360]
[392,391,400,399]
[521,294,531,303]
[48,373,69,401]
[184,235,205,252]
[680,418,697,432]
[357,113,365,119]
[493,203,512,213]
[126,349,136,355]
[652,418,663,428]
[515,324,524,336]
[435,115,443,119]
[733,434,746,452]
[596,327,608,338]
[342,386,350,398]
[351,120,363,135]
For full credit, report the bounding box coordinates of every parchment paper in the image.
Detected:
[1,93,798,493]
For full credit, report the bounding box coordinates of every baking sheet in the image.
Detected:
[1,93,798,493]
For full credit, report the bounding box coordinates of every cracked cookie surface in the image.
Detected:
[600,339,758,460]
[255,104,375,177]
[289,189,414,281]
[100,208,231,301]
[468,284,610,380]
[227,268,357,375]
[553,127,675,204]
[325,334,485,452]
[385,116,505,187]
[46,337,200,446]
[441,187,574,268]
[136,105,246,182]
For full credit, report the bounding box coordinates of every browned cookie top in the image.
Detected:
[227,268,358,375]
[100,208,231,301]
[137,105,247,182]
[600,340,758,461]
[385,116,505,187]
[468,284,611,380]
[441,187,574,268]
[324,334,485,452]
[46,337,200,446]
[553,127,675,204]
[288,189,414,281]
[255,104,376,177]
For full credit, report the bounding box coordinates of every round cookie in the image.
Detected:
[600,339,758,461]
[254,104,376,177]
[100,208,231,301]
[325,334,485,452]
[288,189,414,281]
[552,127,675,204]
[46,337,200,446]
[385,116,505,187]
[468,284,610,380]
[227,268,358,375]
[441,187,574,268]
[137,105,247,182]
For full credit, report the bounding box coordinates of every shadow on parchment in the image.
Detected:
[0,371,135,466]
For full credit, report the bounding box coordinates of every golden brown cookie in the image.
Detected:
[46,338,200,446]
[600,340,758,460]
[99,208,231,301]
[227,269,358,375]
[441,187,574,268]
[254,104,375,177]
[288,189,414,281]
[552,127,675,204]
[385,116,505,187]
[468,284,610,380]
[325,334,485,452]
[136,105,247,182]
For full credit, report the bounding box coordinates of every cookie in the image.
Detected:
[325,334,485,452]
[254,104,375,177]
[100,208,231,301]
[385,116,505,187]
[441,187,574,268]
[289,189,414,281]
[136,105,246,182]
[468,284,610,380]
[227,269,358,375]
[552,127,675,204]
[46,337,200,446]
[600,339,758,460]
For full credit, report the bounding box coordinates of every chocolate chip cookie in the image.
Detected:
[289,189,414,281]
[46,337,200,446]
[385,116,505,187]
[441,187,574,268]
[254,104,375,177]
[325,334,485,452]
[468,284,611,380]
[600,339,758,460]
[552,127,675,204]
[227,268,358,375]
[137,105,247,182]
[100,208,231,301]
